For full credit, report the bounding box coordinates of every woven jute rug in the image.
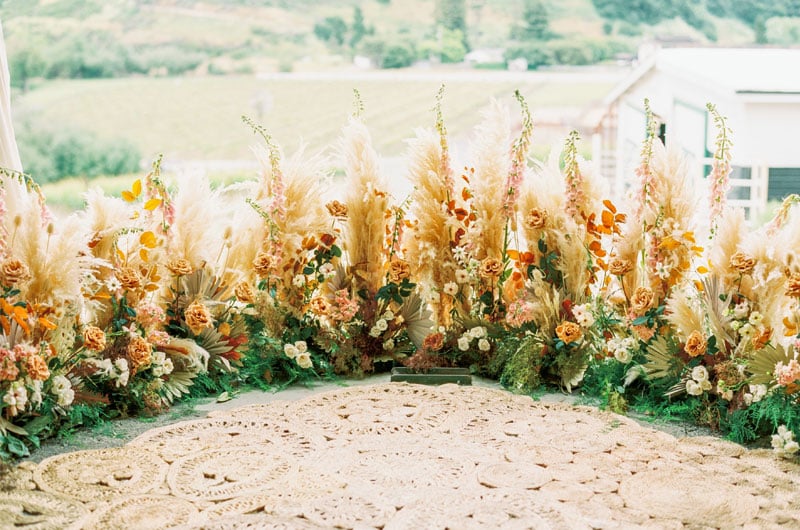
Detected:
[2,383,799,529]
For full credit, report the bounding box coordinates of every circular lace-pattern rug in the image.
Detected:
[7,382,799,529]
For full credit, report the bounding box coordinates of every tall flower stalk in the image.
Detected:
[503,90,533,225]
[563,130,584,222]
[634,99,658,221]
[707,103,732,237]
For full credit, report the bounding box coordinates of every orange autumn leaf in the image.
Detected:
[116,248,126,263]
[38,317,57,330]
[0,315,8,335]
[660,237,680,250]
[603,199,617,214]
[0,298,13,315]
[140,231,157,249]
[140,249,149,263]
[601,209,614,228]
[682,231,696,243]
[143,198,162,211]
[697,265,709,274]
[783,317,798,336]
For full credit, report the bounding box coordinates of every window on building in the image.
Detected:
[767,168,800,202]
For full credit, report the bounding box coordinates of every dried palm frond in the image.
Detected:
[701,275,734,346]
[398,292,435,349]
[747,343,795,385]
[642,334,682,380]
[196,327,240,372]
[664,373,690,399]
[341,118,389,296]
[158,370,197,407]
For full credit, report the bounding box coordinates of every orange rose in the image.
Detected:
[83,326,107,351]
[423,332,445,352]
[235,282,255,304]
[556,321,582,344]
[685,330,707,358]
[786,272,800,298]
[116,266,142,291]
[326,200,348,218]
[388,259,411,283]
[309,296,330,315]
[127,335,152,372]
[166,258,193,276]
[523,208,548,230]
[608,257,633,276]
[185,301,213,335]
[252,251,275,278]
[480,257,503,279]
[1,259,31,287]
[729,251,755,275]
[630,286,654,314]
[26,354,50,381]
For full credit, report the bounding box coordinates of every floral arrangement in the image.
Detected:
[1,92,799,462]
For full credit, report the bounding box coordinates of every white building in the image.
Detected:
[596,47,800,220]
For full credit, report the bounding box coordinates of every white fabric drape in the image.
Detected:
[0,19,23,171]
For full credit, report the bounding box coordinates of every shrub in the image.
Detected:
[17,123,141,183]
[504,42,554,70]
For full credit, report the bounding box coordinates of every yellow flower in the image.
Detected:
[26,354,50,381]
[185,302,213,335]
[479,257,503,279]
[235,282,255,304]
[83,326,107,351]
[388,259,411,283]
[252,251,274,278]
[116,266,142,291]
[608,257,633,276]
[630,286,654,314]
[1,259,31,287]
[326,200,348,218]
[127,335,152,372]
[523,208,548,230]
[556,321,582,344]
[166,259,193,276]
[685,330,707,358]
[729,251,755,275]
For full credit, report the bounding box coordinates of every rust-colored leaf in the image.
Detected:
[602,199,617,214]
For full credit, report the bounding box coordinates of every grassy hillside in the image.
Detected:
[13,74,616,161]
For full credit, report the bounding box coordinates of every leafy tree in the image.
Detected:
[7,45,45,91]
[381,42,415,68]
[313,16,348,47]
[350,6,367,48]
[435,0,468,49]
[513,0,550,41]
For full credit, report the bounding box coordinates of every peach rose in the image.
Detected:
[423,332,445,352]
[1,259,31,287]
[83,326,107,352]
[26,354,50,381]
[388,259,411,283]
[608,257,633,276]
[630,286,654,314]
[523,208,548,230]
[556,321,582,344]
[116,266,142,291]
[326,200,348,218]
[309,296,330,315]
[185,301,213,335]
[252,251,275,278]
[729,251,755,275]
[235,282,255,304]
[166,258,193,276]
[685,330,707,358]
[480,257,503,279]
[127,335,152,372]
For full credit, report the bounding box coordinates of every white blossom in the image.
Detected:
[691,365,709,382]
[443,282,458,296]
[478,338,491,352]
[457,336,470,351]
